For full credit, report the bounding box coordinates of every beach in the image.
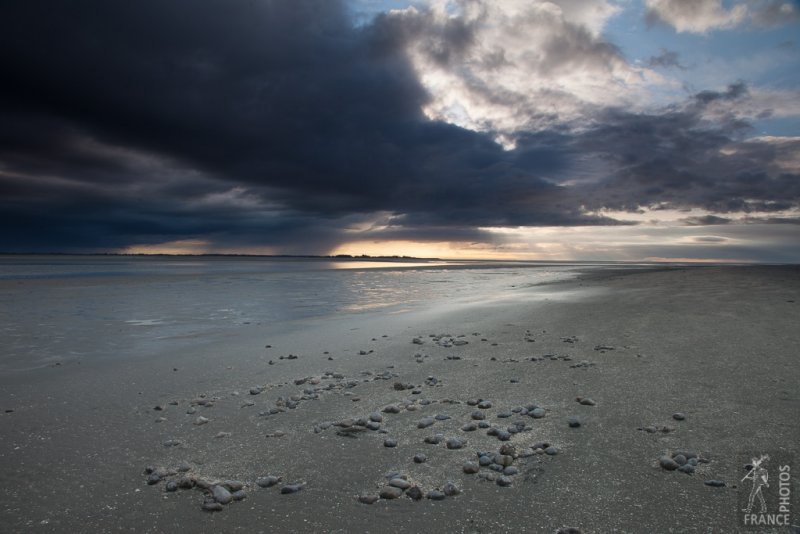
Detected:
[0,260,798,533]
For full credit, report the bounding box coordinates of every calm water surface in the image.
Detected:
[0,256,610,372]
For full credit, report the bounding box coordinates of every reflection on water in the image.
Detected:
[0,255,592,371]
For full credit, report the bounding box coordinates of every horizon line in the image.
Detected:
[0,252,792,266]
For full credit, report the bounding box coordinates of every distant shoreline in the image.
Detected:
[0,252,786,266]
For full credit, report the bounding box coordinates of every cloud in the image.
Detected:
[0,0,797,258]
[378,0,656,141]
[749,0,800,28]
[646,49,686,70]
[646,0,800,33]
[681,215,733,225]
[573,84,800,215]
[646,0,747,33]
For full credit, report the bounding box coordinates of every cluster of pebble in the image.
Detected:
[359,472,462,503]
[412,332,473,348]
[143,465,301,512]
[359,439,560,504]
[658,450,706,475]
[466,442,555,486]
[526,354,575,364]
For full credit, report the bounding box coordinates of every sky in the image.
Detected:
[1,0,798,262]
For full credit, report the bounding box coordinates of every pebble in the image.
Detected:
[672,454,687,466]
[250,387,262,395]
[461,423,477,432]
[508,422,527,434]
[704,480,725,487]
[434,414,451,421]
[383,405,401,414]
[147,473,162,485]
[518,447,535,458]
[672,412,686,421]
[442,482,460,496]
[380,486,404,499]
[424,434,443,445]
[545,446,558,456]
[471,411,486,420]
[577,397,596,406]
[478,455,492,466]
[389,478,412,490]
[384,438,398,448]
[496,430,512,441]
[530,407,546,419]
[223,480,244,492]
[477,401,492,409]
[358,494,379,504]
[256,475,281,488]
[407,486,423,500]
[463,461,480,474]
[413,453,427,464]
[194,478,213,490]
[177,477,195,489]
[497,411,512,418]
[194,416,209,425]
[446,437,464,450]
[659,456,679,470]
[280,484,303,494]
[503,466,519,476]
[478,421,491,428]
[427,490,446,500]
[369,412,383,423]
[567,416,581,428]
[212,485,233,504]
[495,454,514,467]
[231,490,246,501]
[678,464,695,474]
[417,417,436,429]
[499,443,516,455]
[202,502,224,512]
[556,529,583,534]
[366,421,381,431]
[497,476,513,487]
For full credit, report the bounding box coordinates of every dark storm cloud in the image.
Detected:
[681,215,733,226]
[0,1,797,254]
[574,83,800,216]
[0,0,585,252]
[646,49,686,70]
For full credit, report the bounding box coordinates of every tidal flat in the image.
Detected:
[0,258,798,533]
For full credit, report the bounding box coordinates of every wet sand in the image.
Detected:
[1,265,798,533]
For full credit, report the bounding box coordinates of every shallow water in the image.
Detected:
[0,256,611,372]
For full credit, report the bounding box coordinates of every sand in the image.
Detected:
[0,265,798,533]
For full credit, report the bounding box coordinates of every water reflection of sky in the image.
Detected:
[0,256,593,371]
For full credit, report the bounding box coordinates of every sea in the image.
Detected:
[0,255,634,373]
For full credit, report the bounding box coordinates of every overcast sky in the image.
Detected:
[1,0,798,261]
